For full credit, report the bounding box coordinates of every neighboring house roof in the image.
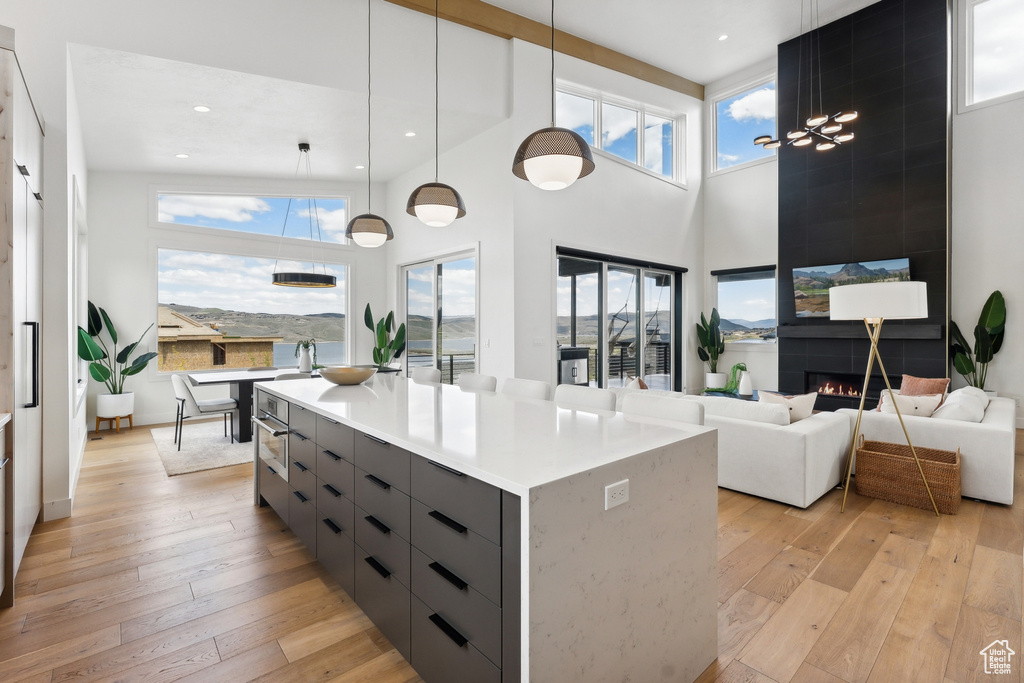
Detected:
[157,306,282,343]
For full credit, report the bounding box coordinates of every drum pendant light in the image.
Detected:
[406,0,466,227]
[271,142,337,288]
[346,0,394,248]
[512,0,594,190]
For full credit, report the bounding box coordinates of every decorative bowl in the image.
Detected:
[319,365,378,386]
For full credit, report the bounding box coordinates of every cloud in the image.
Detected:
[298,206,349,240]
[602,105,637,145]
[718,152,741,163]
[972,0,1024,102]
[556,92,594,131]
[158,194,271,223]
[727,87,776,123]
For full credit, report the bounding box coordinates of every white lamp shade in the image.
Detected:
[414,203,459,227]
[523,154,584,191]
[352,231,389,248]
[829,281,928,321]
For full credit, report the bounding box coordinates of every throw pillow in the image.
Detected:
[931,387,989,422]
[899,375,950,403]
[758,391,817,422]
[626,377,648,390]
[878,390,943,417]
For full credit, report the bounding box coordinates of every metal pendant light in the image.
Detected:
[512,0,594,190]
[406,0,466,227]
[346,0,394,248]
[272,142,337,288]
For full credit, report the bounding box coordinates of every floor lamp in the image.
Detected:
[829,281,939,516]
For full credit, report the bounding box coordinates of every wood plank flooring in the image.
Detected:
[0,423,1020,682]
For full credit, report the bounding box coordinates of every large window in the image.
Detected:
[157,193,349,243]
[556,86,680,182]
[157,249,347,372]
[965,0,1024,106]
[403,253,478,384]
[713,81,776,172]
[713,267,777,344]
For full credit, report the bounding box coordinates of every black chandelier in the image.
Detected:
[271,143,337,288]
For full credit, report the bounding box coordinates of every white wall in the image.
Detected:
[87,171,388,426]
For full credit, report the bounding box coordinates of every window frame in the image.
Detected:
[712,265,778,346]
[707,74,778,177]
[957,0,1024,113]
[556,82,687,187]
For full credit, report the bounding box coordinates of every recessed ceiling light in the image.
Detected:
[718,34,728,41]
[175,153,190,159]
[405,132,416,137]
[355,165,366,169]
[193,105,211,113]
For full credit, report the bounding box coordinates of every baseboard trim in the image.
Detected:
[42,498,73,522]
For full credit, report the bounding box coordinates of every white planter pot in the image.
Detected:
[738,371,753,396]
[705,372,727,390]
[97,392,134,418]
[298,347,312,373]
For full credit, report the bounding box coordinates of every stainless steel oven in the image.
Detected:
[253,390,289,481]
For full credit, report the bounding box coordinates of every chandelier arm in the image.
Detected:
[434,0,439,181]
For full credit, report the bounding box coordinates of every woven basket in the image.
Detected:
[854,436,961,514]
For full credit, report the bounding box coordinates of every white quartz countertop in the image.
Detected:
[256,375,711,496]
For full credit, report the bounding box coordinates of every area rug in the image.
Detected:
[151,420,252,476]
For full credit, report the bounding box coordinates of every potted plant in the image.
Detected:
[77,301,158,419]
[364,304,406,372]
[294,338,317,373]
[696,308,727,389]
[950,290,1005,392]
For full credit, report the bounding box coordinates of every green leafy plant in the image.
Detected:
[695,308,726,374]
[363,304,406,369]
[294,338,318,367]
[76,301,157,394]
[950,290,1006,389]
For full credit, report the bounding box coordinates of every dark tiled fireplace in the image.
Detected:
[805,370,888,412]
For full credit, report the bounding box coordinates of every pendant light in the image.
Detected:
[512,0,594,190]
[271,142,337,288]
[346,0,394,248]
[406,0,466,227]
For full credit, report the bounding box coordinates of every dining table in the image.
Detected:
[187,368,310,443]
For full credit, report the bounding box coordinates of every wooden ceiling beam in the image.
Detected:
[383,0,705,100]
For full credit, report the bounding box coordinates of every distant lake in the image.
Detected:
[273,338,476,368]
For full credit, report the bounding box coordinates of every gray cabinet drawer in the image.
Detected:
[317,447,354,495]
[354,467,411,540]
[411,595,500,683]
[354,506,410,589]
[289,403,317,442]
[288,487,317,555]
[355,544,411,661]
[259,464,289,524]
[411,500,501,605]
[411,547,501,666]
[288,459,317,501]
[317,483,354,536]
[412,456,501,545]
[317,415,354,461]
[354,432,410,493]
[317,515,354,597]
[289,431,316,476]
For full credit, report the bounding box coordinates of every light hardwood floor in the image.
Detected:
[0,424,1020,682]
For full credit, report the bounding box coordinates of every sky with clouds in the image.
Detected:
[973,0,1024,103]
[158,194,349,242]
[716,83,776,169]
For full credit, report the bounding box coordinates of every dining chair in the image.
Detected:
[553,384,616,411]
[501,377,552,401]
[621,392,704,425]
[171,374,238,451]
[275,372,312,381]
[411,367,442,383]
[458,372,497,392]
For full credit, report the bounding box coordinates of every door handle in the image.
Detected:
[24,322,39,408]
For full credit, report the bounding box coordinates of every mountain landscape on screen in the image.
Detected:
[792,259,911,318]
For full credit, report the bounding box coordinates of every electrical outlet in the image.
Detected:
[604,479,629,510]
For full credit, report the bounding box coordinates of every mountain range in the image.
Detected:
[793,262,909,289]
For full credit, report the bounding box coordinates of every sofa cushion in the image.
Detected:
[878,390,942,417]
[758,391,817,423]
[931,387,989,422]
[700,395,790,426]
[900,375,950,403]
[626,377,648,390]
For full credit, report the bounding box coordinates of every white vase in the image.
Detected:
[298,347,312,373]
[738,371,753,396]
[97,392,134,418]
[705,372,727,389]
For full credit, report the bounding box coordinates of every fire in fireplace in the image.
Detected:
[805,370,888,410]
[817,381,861,397]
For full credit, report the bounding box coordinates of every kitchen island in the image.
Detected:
[253,374,717,683]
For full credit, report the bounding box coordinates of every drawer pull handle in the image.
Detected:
[428,510,467,535]
[322,483,343,498]
[266,466,276,474]
[428,613,468,648]
[427,460,465,477]
[363,434,388,446]
[292,431,309,442]
[321,416,340,424]
[364,556,391,579]
[292,490,309,504]
[294,461,309,472]
[428,561,468,591]
[323,449,343,462]
[365,515,391,535]
[364,474,391,491]
[322,518,343,534]
[0,458,9,470]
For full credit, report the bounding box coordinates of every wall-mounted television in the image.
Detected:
[792,258,911,318]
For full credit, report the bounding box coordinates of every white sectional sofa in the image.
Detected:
[837,395,1017,505]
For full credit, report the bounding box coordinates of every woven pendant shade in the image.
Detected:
[406,182,466,227]
[345,213,393,248]
[512,127,595,191]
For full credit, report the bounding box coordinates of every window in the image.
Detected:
[966,0,1024,105]
[713,267,777,344]
[556,85,681,182]
[713,81,776,172]
[157,193,349,243]
[403,252,478,384]
[156,249,347,372]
